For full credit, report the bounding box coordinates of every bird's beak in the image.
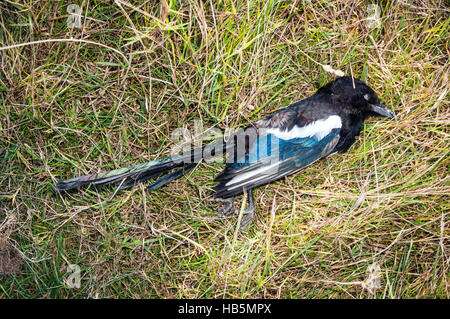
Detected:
[369,103,398,120]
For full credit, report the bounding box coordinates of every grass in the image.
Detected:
[0,0,448,298]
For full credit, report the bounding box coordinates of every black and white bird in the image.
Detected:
[56,76,396,229]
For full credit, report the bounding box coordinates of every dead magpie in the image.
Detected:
[56,76,396,230]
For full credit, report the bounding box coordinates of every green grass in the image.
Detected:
[0,0,448,298]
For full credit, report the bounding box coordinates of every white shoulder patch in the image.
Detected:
[265,115,342,140]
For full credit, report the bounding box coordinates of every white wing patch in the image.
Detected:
[265,115,342,141]
[225,161,279,188]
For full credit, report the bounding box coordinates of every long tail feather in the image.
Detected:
[146,163,196,191]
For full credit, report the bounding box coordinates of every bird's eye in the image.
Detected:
[364,94,370,101]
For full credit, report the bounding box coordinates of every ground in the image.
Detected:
[0,0,448,298]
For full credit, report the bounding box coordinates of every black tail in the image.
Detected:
[55,139,228,192]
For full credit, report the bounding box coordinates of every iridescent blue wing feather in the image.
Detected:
[213,128,340,198]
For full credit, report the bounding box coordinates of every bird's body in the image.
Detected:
[56,76,396,229]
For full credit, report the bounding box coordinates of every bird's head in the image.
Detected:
[320,76,397,120]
